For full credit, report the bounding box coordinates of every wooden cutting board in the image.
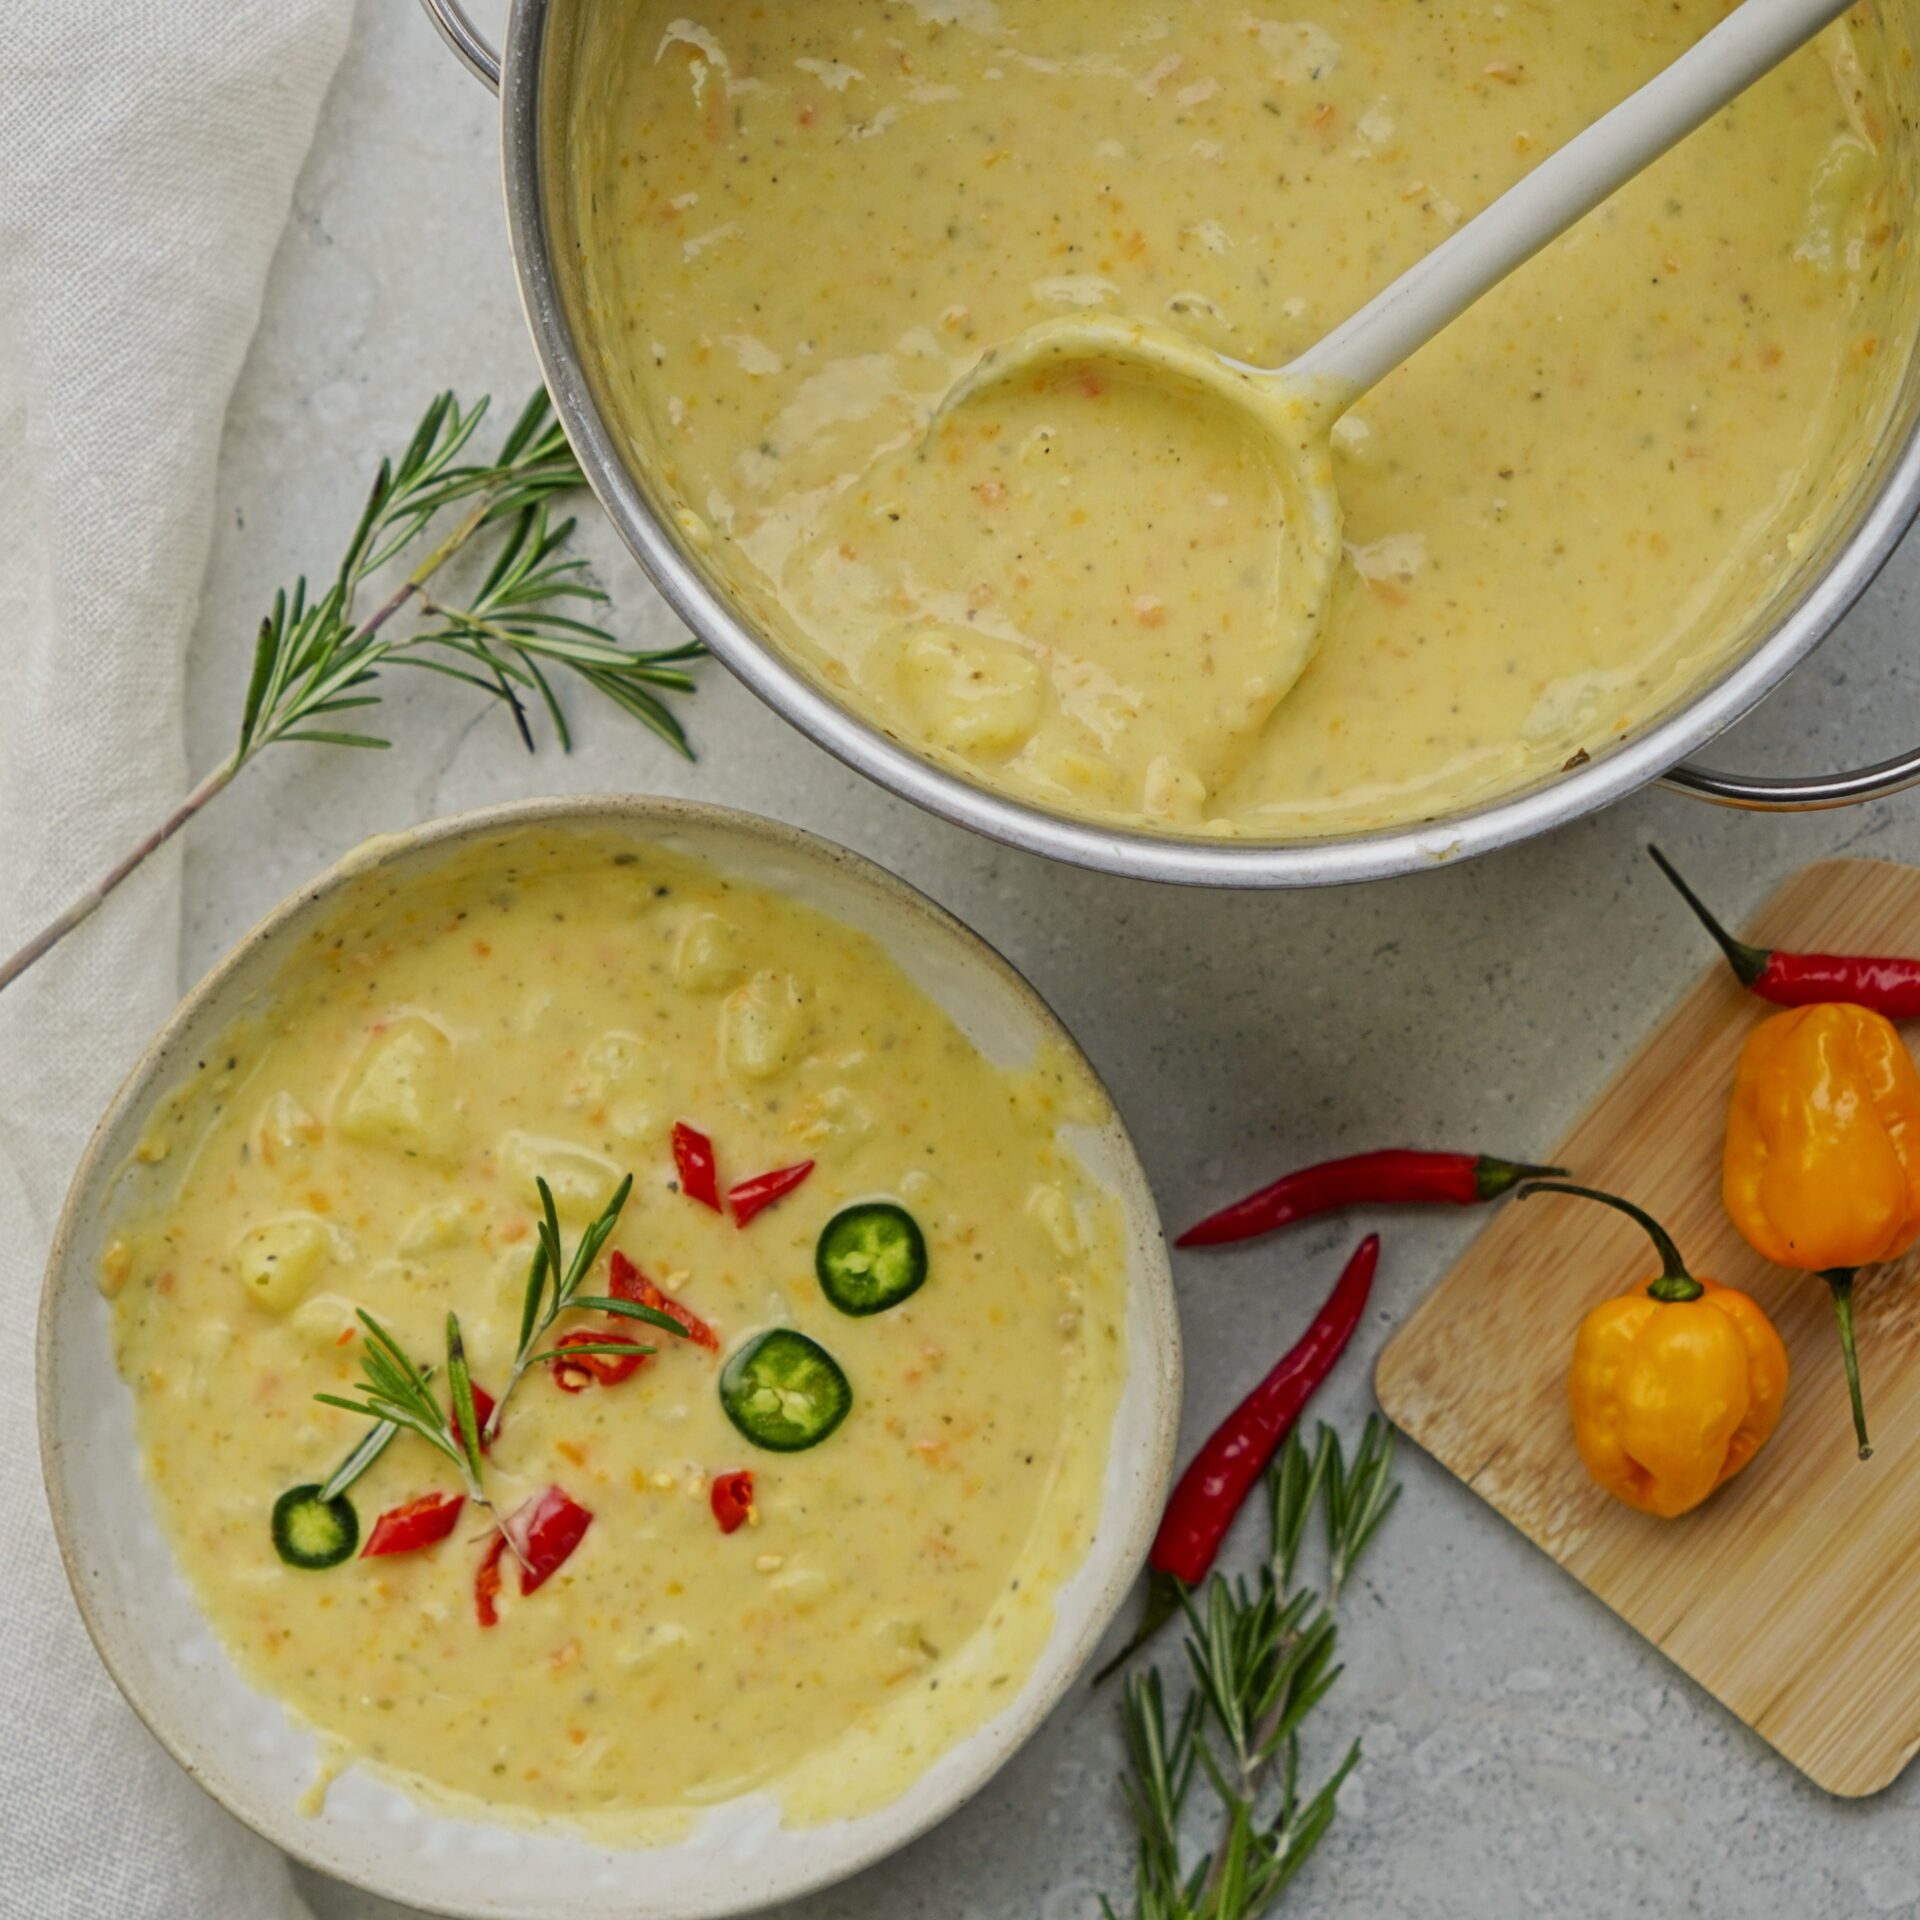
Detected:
[1376,858,1920,1798]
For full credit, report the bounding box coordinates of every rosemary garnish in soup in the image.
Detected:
[288,1174,686,1576]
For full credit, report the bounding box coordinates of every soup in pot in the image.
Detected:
[569,0,1916,836]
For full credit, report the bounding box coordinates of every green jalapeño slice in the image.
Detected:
[719,1329,853,1452]
[815,1202,928,1316]
[270,1483,360,1569]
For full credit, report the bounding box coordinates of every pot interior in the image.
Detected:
[527,0,1920,873]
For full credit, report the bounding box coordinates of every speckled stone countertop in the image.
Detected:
[181,5,1920,1915]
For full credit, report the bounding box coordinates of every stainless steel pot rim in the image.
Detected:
[434,0,1920,886]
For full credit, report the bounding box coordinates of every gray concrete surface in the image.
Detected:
[173,4,1920,1914]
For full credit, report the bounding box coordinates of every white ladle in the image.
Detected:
[939,0,1854,520]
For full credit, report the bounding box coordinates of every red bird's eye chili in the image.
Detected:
[1095,1234,1380,1680]
[711,1469,755,1534]
[673,1122,723,1212]
[729,1160,815,1228]
[361,1490,465,1559]
[1650,845,1920,1018]
[474,1533,507,1627]
[507,1486,594,1596]
[1177,1152,1560,1249]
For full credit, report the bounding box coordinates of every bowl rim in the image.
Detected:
[36,791,1181,1920]
[503,0,1920,887]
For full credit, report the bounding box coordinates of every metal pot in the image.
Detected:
[422,0,1920,887]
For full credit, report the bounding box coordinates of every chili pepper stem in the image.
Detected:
[1518,1181,1703,1301]
[1647,845,1770,989]
[1475,1157,1569,1200]
[1091,1570,1184,1686]
[1821,1268,1873,1461]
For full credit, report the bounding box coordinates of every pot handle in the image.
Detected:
[1662,745,1920,811]
[418,0,501,93]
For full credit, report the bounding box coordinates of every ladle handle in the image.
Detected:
[1286,0,1854,393]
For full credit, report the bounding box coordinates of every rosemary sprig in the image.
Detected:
[315,1310,487,1504]
[315,1385,417,1504]
[1102,1416,1399,1920]
[483,1173,689,1440]
[0,389,703,994]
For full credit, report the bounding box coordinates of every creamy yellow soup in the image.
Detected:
[568,0,1916,835]
[103,827,1128,1836]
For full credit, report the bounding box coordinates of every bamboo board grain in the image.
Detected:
[1376,858,1920,1798]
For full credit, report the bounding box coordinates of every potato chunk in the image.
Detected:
[722,969,807,1081]
[334,1016,463,1165]
[674,913,747,991]
[234,1217,337,1314]
[895,626,1043,758]
[498,1130,622,1221]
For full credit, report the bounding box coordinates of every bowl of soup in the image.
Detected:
[421,0,1920,882]
[39,796,1179,1918]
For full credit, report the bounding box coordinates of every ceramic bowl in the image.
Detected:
[38,793,1180,1920]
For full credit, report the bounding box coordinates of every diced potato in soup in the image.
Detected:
[103,829,1128,1837]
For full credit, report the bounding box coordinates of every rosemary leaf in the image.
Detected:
[316,1417,402,1504]
[446,1312,485,1487]
[567,1294,689,1338]
[516,1239,552,1358]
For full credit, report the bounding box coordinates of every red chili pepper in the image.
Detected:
[474,1532,507,1628]
[673,1122,723,1211]
[729,1160,815,1228]
[1650,844,1920,1017]
[609,1248,719,1353]
[507,1485,594,1596]
[451,1380,496,1453]
[1096,1235,1379,1681]
[710,1470,755,1534]
[361,1490,465,1559]
[549,1249,720,1393]
[1177,1152,1559,1248]
[550,1357,595,1393]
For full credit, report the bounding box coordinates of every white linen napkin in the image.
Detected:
[0,5,351,1914]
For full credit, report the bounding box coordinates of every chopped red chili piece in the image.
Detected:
[362,1490,465,1559]
[609,1249,719,1352]
[1097,1235,1379,1679]
[474,1532,507,1628]
[547,1250,718,1395]
[710,1470,754,1534]
[451,1380,497,1453]
[673,1122,723,1211]
[506,1485,593,1595]
[729,1160,816,1228]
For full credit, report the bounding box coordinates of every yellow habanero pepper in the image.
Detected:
[1723,1002,1920,1460]
[1523,1182,1788,1519]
